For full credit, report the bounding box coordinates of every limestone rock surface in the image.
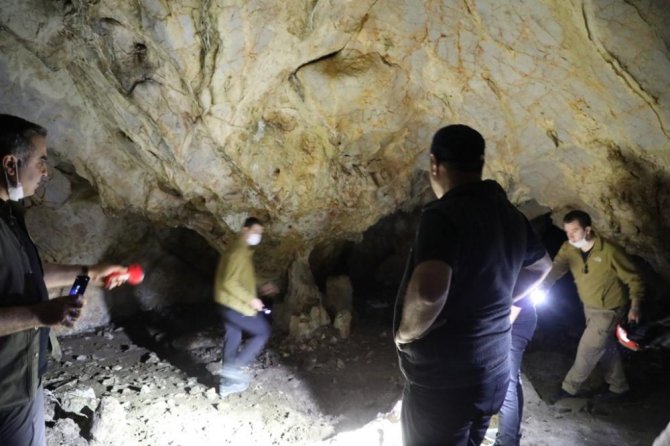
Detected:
[1,0,668,278]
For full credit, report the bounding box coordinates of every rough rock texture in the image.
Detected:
[26,164,218,332]
[1,0,669,314]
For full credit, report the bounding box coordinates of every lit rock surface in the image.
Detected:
[1,0,668,278]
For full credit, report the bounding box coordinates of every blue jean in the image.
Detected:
[218,305,271,367]
[496,311,537,446]
[401,372,509,446]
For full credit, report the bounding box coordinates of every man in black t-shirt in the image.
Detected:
[394,124,551,446]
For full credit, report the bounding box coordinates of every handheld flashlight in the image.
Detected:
[104,264,145,289]
[530,288,547,305]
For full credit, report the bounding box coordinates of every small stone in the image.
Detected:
[142,352,160,364]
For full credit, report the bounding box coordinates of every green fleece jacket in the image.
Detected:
[544,234,644,310]
[214,237,257,316]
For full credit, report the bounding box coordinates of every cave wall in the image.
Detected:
[24,156,218,333]
[1,0,669,328]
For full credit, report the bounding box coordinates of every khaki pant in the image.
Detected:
[562,306,629,395]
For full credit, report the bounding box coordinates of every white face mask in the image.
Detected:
[247,233,262,246]
[4,166,24,201]
[569,236,588,249]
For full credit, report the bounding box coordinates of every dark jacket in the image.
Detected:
[0,200,48,409]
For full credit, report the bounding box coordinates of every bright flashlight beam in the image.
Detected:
[530,288,547,305]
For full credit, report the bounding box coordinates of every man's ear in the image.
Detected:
[1,155,17,175]
[429,154,439,176]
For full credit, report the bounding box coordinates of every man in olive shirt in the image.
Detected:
[544,210,644,400]
[214,217,277,396]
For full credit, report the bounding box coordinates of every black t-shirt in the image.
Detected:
[395,180,546,388]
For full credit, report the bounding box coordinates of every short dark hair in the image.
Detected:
[243,217,263,228]
[430,124,485,173]
[563,210,591,229]
[0,114,48,162]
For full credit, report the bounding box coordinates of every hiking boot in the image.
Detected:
[218,378,249,397]
[593,390,629,402]
[221,365,250,383]
[550,388,580,404]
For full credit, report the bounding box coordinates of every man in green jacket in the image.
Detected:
[544,210,644,401]
[214,217,278,396]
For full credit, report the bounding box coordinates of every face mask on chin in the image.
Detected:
[247,233,262,246]
[569,236,588,249]
[4,167,24,201]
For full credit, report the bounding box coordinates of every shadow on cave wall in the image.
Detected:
[604,145,670,316]
[98,224,223,387]
[309,209,421,326]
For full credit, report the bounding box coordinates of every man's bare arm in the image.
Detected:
[43,263,128,290]
[395,260,452,345]
[43,263,84,289]
[0,297,83,336]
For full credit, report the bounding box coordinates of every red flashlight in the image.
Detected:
[105,264,144,288]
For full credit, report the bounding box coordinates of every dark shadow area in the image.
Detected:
[310,209,420,328]
[101,225,219,322]
[95,225,222,388]
[115,303,224,389]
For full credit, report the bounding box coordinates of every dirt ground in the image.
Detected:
[43,303,670,446]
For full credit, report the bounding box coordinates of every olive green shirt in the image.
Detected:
[545,234,644,309]
[213,237,257,316]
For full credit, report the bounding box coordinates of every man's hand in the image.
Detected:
[628,306,641,324]
[250,298,265,311]
[35,295,84,327]
[89,264,128,289]
[259,283,279,297]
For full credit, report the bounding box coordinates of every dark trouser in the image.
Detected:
[496,315,536,446]
[0,386,46,446]
[219,305,271,367]
[401,373,509,446]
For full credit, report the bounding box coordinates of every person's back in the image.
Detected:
[393,124,550,446]
[399,179,534,388]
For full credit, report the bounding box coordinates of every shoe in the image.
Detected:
[221,365,250,383]
[218,378,249,397]
[550,388,579,404]
[593,390,629,402]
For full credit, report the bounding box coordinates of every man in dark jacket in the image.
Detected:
[394,124,551,445]
[0,114,126,446]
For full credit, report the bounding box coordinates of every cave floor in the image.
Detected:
[43,306,669,446]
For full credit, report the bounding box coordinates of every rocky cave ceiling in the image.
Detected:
[1,0,669,277]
